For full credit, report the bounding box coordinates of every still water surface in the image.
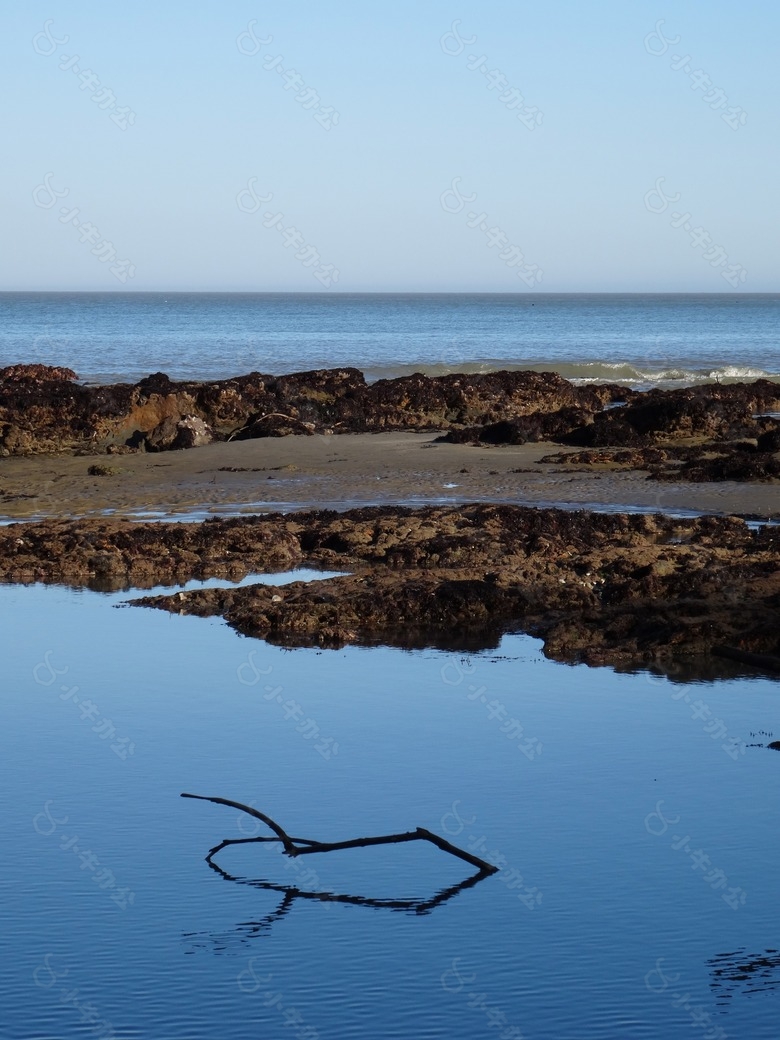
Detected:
[2,573,778,1039]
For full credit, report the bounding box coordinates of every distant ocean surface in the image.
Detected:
[1,292,779,389]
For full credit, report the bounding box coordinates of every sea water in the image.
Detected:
[1,292,779,388]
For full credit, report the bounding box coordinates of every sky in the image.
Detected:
[2,1,777,292]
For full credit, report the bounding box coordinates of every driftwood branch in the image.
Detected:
[181,792,498,875]
[181,792,299,855]
[287,826,496,873]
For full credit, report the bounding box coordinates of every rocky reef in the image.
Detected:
[4,365,780,488]
[2,503,778,669]
[538,444,780,483]
[442,380,780,484]
[445,381,780,447]
[0,364,627,456]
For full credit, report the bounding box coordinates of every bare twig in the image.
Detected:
[289,827,496,873]
[182,793,498,875]
[181,793,298,855]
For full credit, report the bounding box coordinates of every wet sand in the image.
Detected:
[1,432,778,521]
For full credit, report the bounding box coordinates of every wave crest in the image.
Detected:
[362,360,780,389]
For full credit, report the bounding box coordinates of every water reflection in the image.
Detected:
[709,948,780,1005]
[183,858,492,952]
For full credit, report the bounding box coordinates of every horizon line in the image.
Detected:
[0,290,777,297]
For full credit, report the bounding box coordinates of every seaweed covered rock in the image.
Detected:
[0,366,629,455]
[442,407,595,445]
[650,447,780,483]
[562,382,780,447]
[1,362,777,458]
[0,364,77,383]
[539,442,780,484]
[231,414,316,439]
[2,503,779,671]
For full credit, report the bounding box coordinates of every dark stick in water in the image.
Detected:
[181,792,498,874]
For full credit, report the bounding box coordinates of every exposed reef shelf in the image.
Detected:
[2,503,779,671]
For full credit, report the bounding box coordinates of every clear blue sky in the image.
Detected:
[2,1,777,292]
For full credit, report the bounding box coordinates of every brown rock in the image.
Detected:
[0,364,77,382]
[2,503,778,671]
[143,416,181,452]
[1,362,778,481]
[0,424,35,456]
[232,414,315,439]
[757,429,780,452]
[171,415,213,449]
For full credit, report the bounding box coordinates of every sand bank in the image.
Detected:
[1,432,778,523]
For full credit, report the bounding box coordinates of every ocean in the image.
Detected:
[1,292,779,388]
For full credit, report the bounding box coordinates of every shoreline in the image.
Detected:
[3,500,779,677]
[2,431,780,522]
[2,364,779,673]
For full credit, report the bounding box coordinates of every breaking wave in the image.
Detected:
[361,360,780,389]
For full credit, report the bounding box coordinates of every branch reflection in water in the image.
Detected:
[181,792,496,950]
